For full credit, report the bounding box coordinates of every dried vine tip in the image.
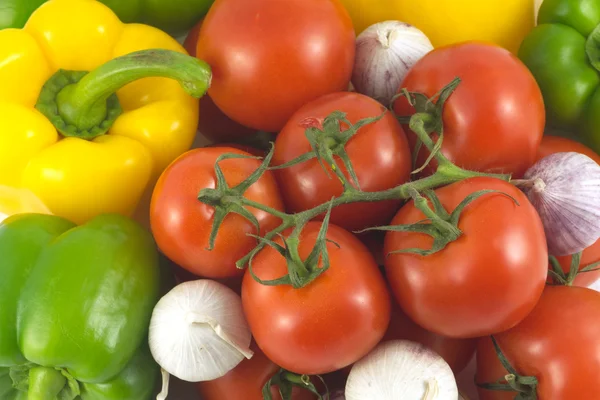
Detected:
[352,21,433,106]
[148,280,253,396]
[520,152,600,256]
[345,340,458,400]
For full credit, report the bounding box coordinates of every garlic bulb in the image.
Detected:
[520,152,600,256]
[352,21,433,106]
[345,340,458,400]
[148,280,254,395]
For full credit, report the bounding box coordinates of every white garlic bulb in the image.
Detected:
[521,152,600,256]
[148,279,254,396]
[352,21,433,106]
[345,340,458,400]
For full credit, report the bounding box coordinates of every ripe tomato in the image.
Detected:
[184,20,256,143]
[536,136,600,288]
[476,286,600,399]
[195,0,355,132]
[272,92,412,231]
[150,147,284,279]
[383,300,476,374]
[393,42,545,177]
[242,222,391,375]
[197,342,318,400]
[207,143,266,158]
[384,177,548,338]
[535,135,600,164]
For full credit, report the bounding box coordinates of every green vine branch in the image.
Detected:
[198,78,514,288]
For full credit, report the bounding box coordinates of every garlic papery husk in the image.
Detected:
[345,340,458,400]
[520,152,600,256]
[352,21,433,106]
[149,279,254,397]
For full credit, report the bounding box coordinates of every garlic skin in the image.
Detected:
[522,152,600,256]
[345,340,458,400]
[148,280,254,385]
[352,21,433,106]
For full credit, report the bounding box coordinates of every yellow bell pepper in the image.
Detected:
[0,185,52,223]
[0,0,211,224]
[339,0,536,54]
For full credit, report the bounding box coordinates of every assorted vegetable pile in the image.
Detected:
[2,0,600,399]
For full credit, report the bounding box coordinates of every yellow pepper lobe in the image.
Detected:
[22,135,153,225]
[339,0,535,54]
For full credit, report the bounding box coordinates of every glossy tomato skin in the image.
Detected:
[273,92,412,231]
[184,21,257,143]
[196,0,356,132]
[383,300,476,374]
[150,147,284,279]
[393,42,545,177]
[535,135,600,164]
[476,286,600,399]
[242,222,391,375]
[197,342,318,400]
[536,136,600,288]
[384,177,548,338]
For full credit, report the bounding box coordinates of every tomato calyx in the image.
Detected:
[548,252,600,286]
[477,336,539,400]
[262,369,328,400]
[247,202,338,289]
[196,78,515,285]
[359,188,518,256]
[270,110,386,191]
[393,77,461,172]
[197,147,289,252]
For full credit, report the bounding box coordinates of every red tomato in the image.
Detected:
[197,342,318,400]
[150,147,285,279]
[242,222,391,375]
[183,21,202,57]
[272,92,412,231]
[536,136,600,288]
[383,300,476,374]
[384,177,548,338]
[535,135,600,164]
[476,286,600,399]
[196,0,356,132]
[206,143,266,158]
[393,42,545,177]
[184,20,256,143]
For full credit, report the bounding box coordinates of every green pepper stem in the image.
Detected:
[36,49,212,140]
[28,367,66,400]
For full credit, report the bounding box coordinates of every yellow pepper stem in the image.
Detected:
[35,49,212,140]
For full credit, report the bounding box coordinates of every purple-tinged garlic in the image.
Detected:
[345,340,458,400]
[352,21,433,106]
[519,152,600,256]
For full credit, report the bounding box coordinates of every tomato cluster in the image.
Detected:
[150,1,600,399]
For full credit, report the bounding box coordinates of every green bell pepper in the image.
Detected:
[0,0,45,29]
[518,0,600,151]
[0,213,161,400]
[100,0,215,35]
[0,0,214,35]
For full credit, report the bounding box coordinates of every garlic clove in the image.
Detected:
[522,152,600,256]
[352,21,433,106]
[345,340,458,400]
[148,279,253,388]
